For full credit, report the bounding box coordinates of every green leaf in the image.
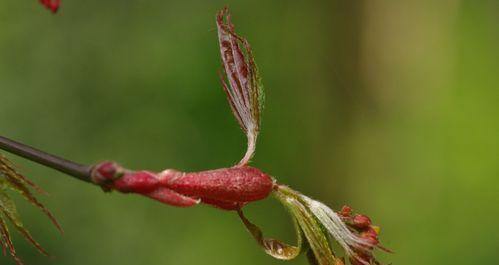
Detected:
[274,185,338,265]
[238,184,346,265]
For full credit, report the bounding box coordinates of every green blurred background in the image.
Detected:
[1,1,498,264]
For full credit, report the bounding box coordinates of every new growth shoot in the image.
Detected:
[0,6,390,265]
[215,8,389,264]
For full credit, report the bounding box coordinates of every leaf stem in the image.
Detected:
[0,136,92,183]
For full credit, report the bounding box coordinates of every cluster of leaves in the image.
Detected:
[0,155,61,265]
[217,8,387,265]
[239,185,342,265]
[241,185,387,265]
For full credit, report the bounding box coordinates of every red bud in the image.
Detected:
[166,166,274,203]
[353,214,372,229]
[339,205,352,217]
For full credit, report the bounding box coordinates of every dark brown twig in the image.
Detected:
[0,136,92,183]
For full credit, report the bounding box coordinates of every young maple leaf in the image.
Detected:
[0,155,61,265]
[39,0,60,13]
[217,7,265,166]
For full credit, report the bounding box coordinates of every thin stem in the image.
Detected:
[0,136,92,183]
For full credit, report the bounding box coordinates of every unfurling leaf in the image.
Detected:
[273,186,338,265]
[237,209,302,260]
[0,154,61,265]
[275,185,388,265]
[217,7,265,166]
[239,184,388,265]
[237,185,341,265]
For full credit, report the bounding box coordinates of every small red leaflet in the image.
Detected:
[39,0,60,13]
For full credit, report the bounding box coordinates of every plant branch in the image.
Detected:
[0,136,92,183]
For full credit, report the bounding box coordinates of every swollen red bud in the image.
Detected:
[353,214,372,229]
[96,161,117,176]
[92,161,123,184]
[166,166,274,203]
[340,205,352,217]
[91,162,273,210]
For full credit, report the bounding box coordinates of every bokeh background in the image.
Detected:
[1,1,498,264]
